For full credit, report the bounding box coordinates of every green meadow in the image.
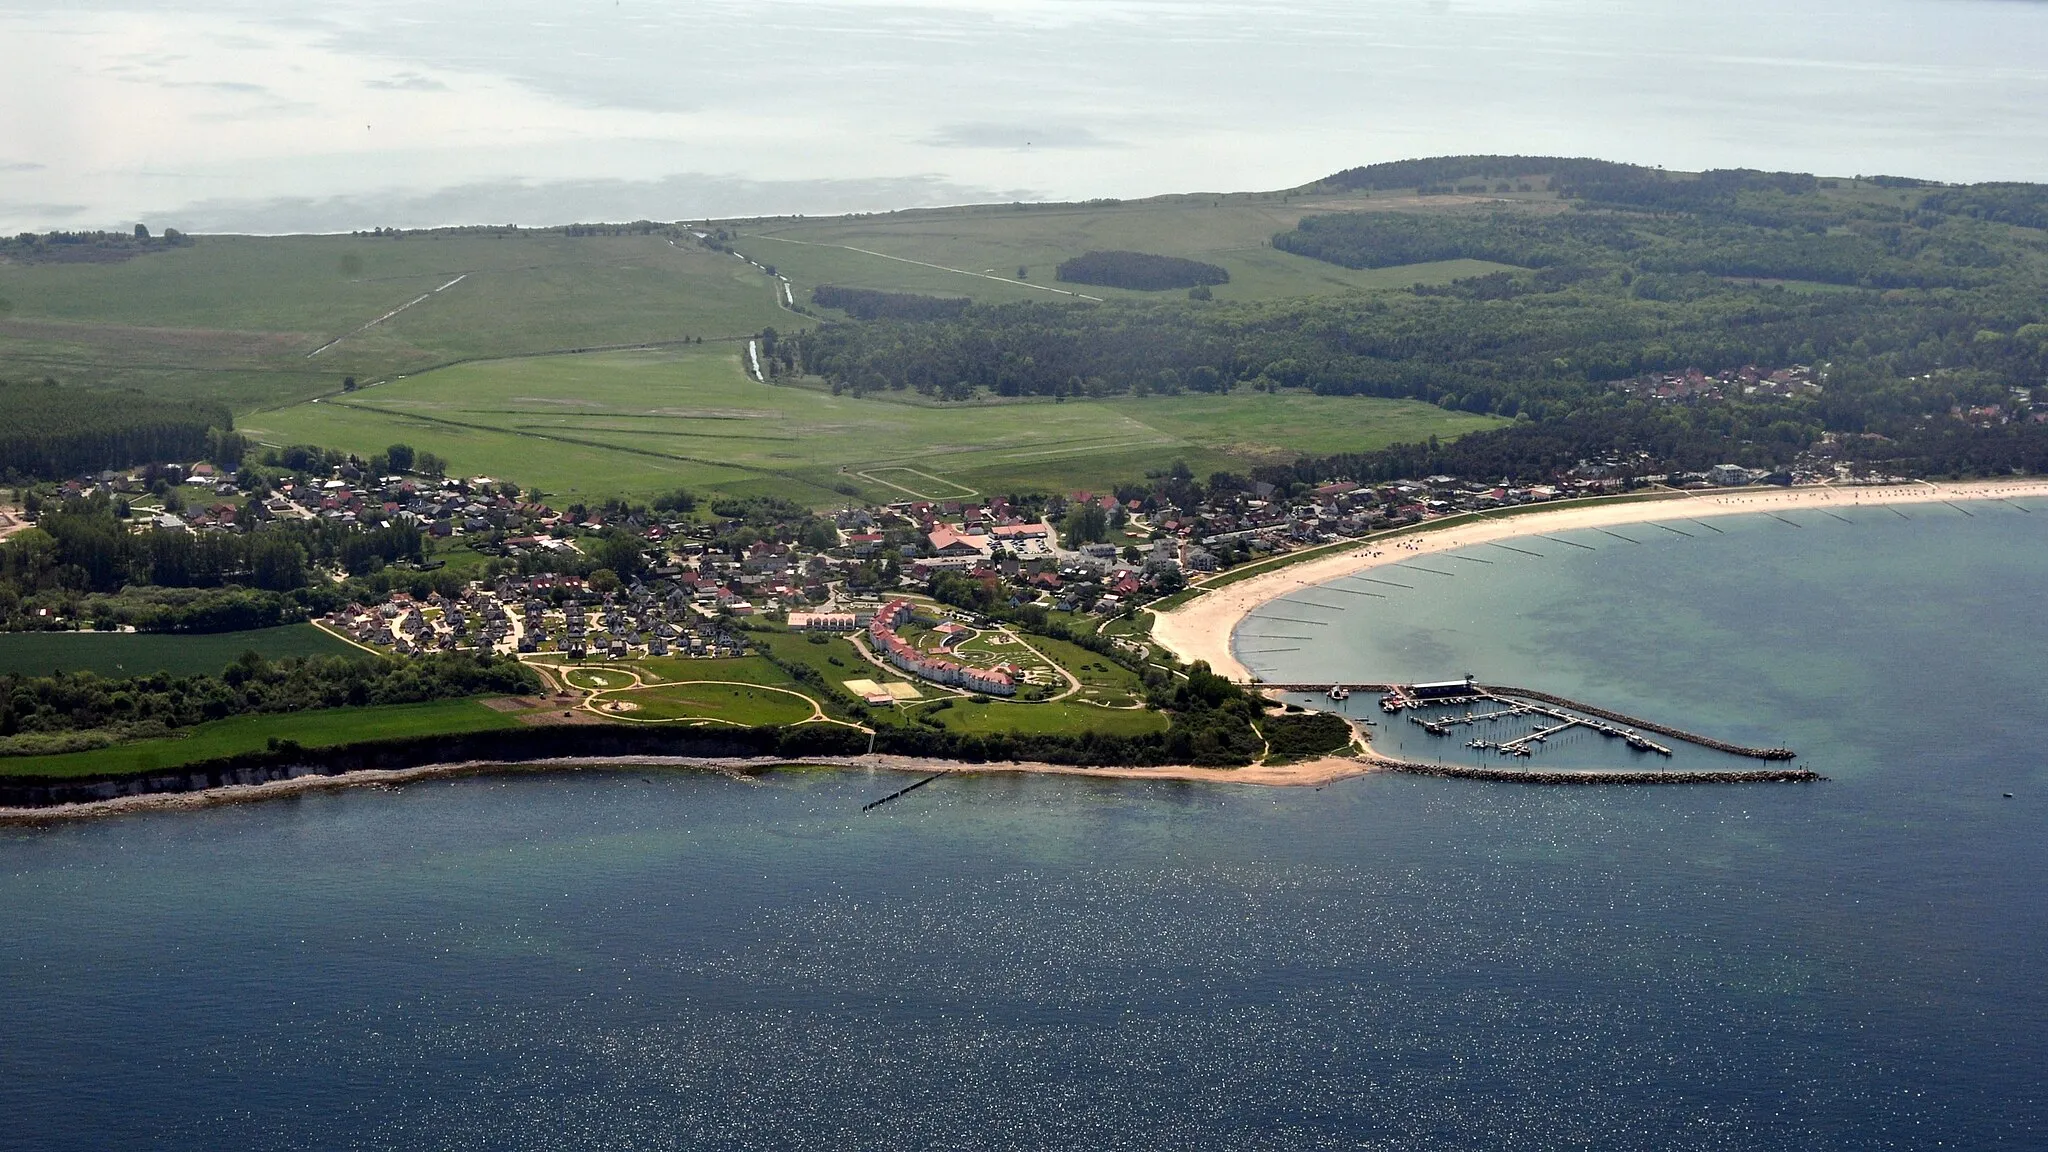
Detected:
[0,698,523,778]
[247,346,1502,504]
[0,625,356,678]
[0,231,790,411]
[737,192,1526,307]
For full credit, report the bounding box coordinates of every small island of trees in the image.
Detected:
[1055,251,1230,291]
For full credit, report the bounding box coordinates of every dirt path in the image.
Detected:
[739,235,1106,301]
[308,273,467,358]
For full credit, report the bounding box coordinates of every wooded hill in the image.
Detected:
[789,156,2048,480]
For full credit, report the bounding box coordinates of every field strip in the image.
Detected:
[856,468,979,500]
[995,438,1173,461]
[740,235,1107,301]
[308,273,468,358]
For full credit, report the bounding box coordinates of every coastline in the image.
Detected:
[1151,479,2048,681]
[0,752,1390,824]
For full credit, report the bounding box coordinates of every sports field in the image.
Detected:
[248,347,1503,504]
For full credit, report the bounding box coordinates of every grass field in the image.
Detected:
[610,682,816,725]
[0,232,791,412]
[901,699,1168,737]
[1,190,1535,421]
[247,346,1503,504]
[0,698,523,778]
[738,192,1526,307]
[0,625,358,678]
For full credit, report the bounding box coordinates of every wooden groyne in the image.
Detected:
[1386,763,1825,785]
[1479,684,1798,760]
[862,771,947,812]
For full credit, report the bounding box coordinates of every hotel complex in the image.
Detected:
[867,599,1018,696]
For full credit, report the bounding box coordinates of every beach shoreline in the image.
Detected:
[0,752,1390,824]
[1151,479,2048,682]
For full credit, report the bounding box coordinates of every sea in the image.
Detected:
[3,502,2044,1150]
[4,0,2048,232]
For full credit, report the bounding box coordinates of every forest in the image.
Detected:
[1274,201,2003,289]
[1054,250,1230,291]
[0,382,233,479]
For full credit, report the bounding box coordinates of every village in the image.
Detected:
[24,428,1927,704]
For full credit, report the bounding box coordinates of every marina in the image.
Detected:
[1266,675,1800,777]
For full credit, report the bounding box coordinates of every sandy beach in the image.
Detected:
[1152,479,2048,681]
[0,752,1388,824]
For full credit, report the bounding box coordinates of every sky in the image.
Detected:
[3,0,2047,233]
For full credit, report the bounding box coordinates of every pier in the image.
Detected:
[1385,764,1825,786]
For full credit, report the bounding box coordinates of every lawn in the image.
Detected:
[247,346,1503,505]
[609,682,817,726]
[0,625,358,678]
[905,699,1169,737]
[0,698,524,778]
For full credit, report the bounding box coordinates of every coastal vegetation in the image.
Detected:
[0,650,537,755]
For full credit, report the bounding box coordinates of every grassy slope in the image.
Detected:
[0,698,522,778]
[0,232,791,412]
[248,346,1503,504]
[0,624,356,678]
[740,192,1524,306]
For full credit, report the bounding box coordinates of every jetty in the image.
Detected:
[1384,764,1824,786]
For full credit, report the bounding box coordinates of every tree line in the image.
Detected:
[0,651,538,754]
[811,285,972,320]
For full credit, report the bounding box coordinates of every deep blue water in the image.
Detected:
[4,505,2046,1150]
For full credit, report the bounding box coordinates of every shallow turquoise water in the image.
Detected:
[2,504,2045,1150]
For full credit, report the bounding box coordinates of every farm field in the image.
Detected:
[736,191,1531,307]
[0,231,791,413]
[247,346,1503,504]
[0,698,524,778]
[0,624,357,678]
